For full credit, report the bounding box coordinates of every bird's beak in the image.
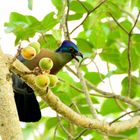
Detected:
[73,51,83,62]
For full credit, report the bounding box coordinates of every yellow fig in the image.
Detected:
[29,42,40,54]
[21,46,36,60]
[48,74,58,88]
[35,74,50,89]
[39,58,53,71]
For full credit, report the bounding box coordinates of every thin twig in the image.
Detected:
[70,13,89,34]
[65,0,70,40]
[92,60,105,83]
[114,99,126,112]
[60,77,130,100]
[106,62,114,92]
[127,10,140,97]
[59,78,84,93]
[106,63,127,112]
[86,80,140,108]
[53,123,59,140]
[69,101,81,114]
[65,65,140,108]
[70,0,107,34]
[109,13,129,34]
[40,33,48,44]
[77,0,89,12]
[90,93,113,98]
[89,0,106,14]
[57,114,74,139]
[76,62,98,119]
[127,35,132,97]
[74,129,88,140]
[109,109,140,125]
[129,10,140,34]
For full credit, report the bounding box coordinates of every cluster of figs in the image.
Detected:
[21,42,58,89]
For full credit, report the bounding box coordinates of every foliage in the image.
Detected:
[4,0,140,139]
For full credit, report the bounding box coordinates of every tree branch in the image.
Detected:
[127,10,140,97]
[65,65,140,108]
[109,109,140,125]
[8,56,140,134]
[70,0,107,34]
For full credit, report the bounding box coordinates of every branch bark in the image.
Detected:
[8,56,140,135]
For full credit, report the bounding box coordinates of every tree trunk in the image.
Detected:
[0,48,23,140]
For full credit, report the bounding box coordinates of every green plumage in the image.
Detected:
[24,48,73,74]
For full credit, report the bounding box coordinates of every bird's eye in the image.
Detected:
[69,48,74,52]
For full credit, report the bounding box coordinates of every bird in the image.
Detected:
[12,40,83,122]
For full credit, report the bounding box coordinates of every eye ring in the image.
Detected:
[69,48,74,52]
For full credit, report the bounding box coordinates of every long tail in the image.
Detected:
[12,74,41,122]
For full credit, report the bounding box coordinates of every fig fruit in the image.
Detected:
[29,42,40,54]
[39,58,53,71]
[21,46,36,60]
[35,74,50,89]
[48,74,58,88]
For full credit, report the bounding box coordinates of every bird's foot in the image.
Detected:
[24,67,42,75]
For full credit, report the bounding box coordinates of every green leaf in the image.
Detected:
[105,1,122,18]
[52,29,62,41]
[68,13,83,21]
[121,76,140,98]
[70,1,93,14]
[132,34,140,56]
[119,48,140,71]
[120,20,132,31]
[51,0,63,11]
[106,30,120,47]
[75,94,99,105]
[74,38,94,53]
[53,86,72,105]
[85,72,105,85]
[100,99,122,115]
[85,26,107,48]
[78,104,91,114]
[83,9,106,31]
[46,117,58,130]
[5,12,40,44]
[100,44,121,67]
[41,12,58,32]
[4,12,58,45]
[5,12,39,33]
[28,0,33,10]
[131,0,140,9]
[52,72,80,104]
[38,34,58,50]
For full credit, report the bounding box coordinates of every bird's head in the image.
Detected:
[55,40,83,62]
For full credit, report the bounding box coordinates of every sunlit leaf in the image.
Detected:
[74,38,94,53]
[121,76,140,98]
[38,34,58,50]
[100,99,123,115]
[85,72,105,85]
